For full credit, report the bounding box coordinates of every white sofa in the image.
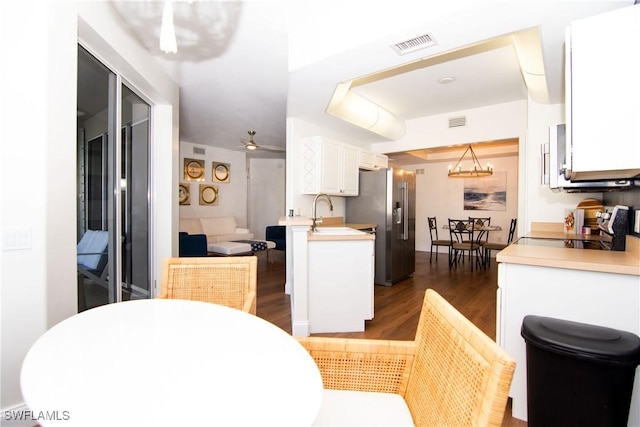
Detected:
[179,216,253,243]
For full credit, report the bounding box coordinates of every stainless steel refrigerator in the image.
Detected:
[346,168,415,286]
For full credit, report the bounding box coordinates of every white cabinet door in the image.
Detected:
[359,150,389,171]
[302,137,359,196]
[319,138,343,195]
[308,239,374,333]
[567,6,640,180]
[374,153,388,169]
[340,144,359,195]
[358,149,376,170]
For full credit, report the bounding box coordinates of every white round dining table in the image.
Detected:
[21,299,323,426]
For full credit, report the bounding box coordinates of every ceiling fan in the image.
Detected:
[240,130,285,152]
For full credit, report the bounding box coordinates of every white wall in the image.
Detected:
[374,100,528,153]
[179,142,249,227]
[248,158,286,240]
[1,0,178,411]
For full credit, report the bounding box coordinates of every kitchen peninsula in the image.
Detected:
[496,230,640,423]
[279,216,376,336]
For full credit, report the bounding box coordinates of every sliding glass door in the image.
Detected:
[77,46,151,311]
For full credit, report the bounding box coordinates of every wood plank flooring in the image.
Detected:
[256,249,527,427]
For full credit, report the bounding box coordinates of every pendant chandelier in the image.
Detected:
[448,145,493,178]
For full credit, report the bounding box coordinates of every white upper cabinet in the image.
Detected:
[358,150,376,170]
[374,153,388,170]
[301,137,359,196]
[566,5,640,181]
[359,149,389,171]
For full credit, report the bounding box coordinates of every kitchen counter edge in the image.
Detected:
[497,234,640,276]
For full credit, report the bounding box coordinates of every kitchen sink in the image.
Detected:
[312,227,364,235]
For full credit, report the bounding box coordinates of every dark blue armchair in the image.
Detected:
[265,226,286,252]
[179,232,208,257]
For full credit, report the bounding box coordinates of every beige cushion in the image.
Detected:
[200,216,237,236]
[312,389,414,426]
[207,241,252,255]
[179,218,203,235]
[180,217,254,243]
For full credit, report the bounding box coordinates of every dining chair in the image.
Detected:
[483,218,518,267]
[77,229,110,288]
[469,216,491,268]
[159,256,257,314]
[298,289,516,426]
[448,218,483,271]
[427,217,451,264]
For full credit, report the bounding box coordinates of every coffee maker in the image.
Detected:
[597,205,629,251]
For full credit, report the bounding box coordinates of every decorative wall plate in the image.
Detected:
[184,158,205,181]
[178,184,190,205]
[199,184,218,205]
[213,162,230,183]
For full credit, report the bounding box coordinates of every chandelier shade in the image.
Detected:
[448,145,493,178]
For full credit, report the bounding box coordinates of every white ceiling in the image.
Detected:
[107,0,635,159]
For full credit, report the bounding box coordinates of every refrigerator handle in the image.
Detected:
[401,182,409,240]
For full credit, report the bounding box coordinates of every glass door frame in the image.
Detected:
[78,42,154,307]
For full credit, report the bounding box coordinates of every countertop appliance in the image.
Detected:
[346,168,415,286]
[597,205,629,251]
[546,124,635,192]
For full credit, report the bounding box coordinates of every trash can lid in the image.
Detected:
[521,315,640,366]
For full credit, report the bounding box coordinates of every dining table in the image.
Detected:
[443,223,503,268]
[20,299,323,426]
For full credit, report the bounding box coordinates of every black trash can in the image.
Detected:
[521,315,640,427]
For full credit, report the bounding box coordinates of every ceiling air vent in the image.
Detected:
[391,33,438,55]
[193,147,206,155]
[448,116,466,128]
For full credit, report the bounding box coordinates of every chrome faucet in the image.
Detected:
[311,193,333,231]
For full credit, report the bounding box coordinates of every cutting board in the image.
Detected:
[577,198,603,231]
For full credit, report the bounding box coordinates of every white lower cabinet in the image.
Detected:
[308,238,374,333]
[497,262,640,424]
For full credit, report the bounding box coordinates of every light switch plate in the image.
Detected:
[2,227,32,251]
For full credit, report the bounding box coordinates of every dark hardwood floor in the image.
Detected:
[256,249,527,427]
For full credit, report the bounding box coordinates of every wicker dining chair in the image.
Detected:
[299,289,516,426]
[159,256,257,314]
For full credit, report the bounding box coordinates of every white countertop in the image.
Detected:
[278,216,375,241]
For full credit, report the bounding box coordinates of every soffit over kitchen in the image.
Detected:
[387,139,519,166]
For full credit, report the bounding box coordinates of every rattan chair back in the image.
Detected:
[404,290,515,426]
[298,290,515,426]
[160,256,257,314]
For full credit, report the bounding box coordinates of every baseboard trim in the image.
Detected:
[291,320,310,337]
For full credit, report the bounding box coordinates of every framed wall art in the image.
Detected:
[199,184,219,206]
[212,162,230,183]
[178,184,190,205]
[184,158,205,181]
[463,171,506,211]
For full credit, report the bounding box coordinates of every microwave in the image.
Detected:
[544,124,634,193]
